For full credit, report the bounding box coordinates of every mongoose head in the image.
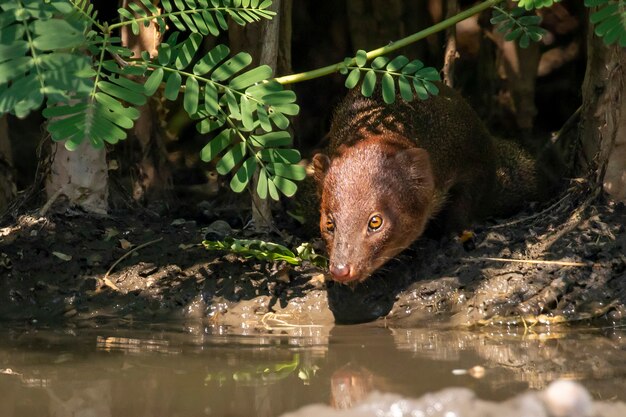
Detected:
[314,135,435,284]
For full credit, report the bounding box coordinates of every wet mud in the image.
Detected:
[0,181,625,328]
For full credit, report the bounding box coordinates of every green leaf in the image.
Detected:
[272,176,297,197]
[345,68,361,89]
[505,27,523,41]
[229,65,273,90]
[32,19,86,50]
[519,33,530,48]
[398,75,413,101]
[402,60,424,74]
[259,148,300,163]
[257,104,271,132]
[246,80,283,98]
[267,163,306,180]
[224,89,241,118]
[240,95,255,131]
[230,156,257,192]
[201,10,220,36]
[386,55,409,72]
[371,56,389,70]
[269,111,289,129]
[144,68,164,96]
[256,168,268,199]
[217,142,246,175]
[204,82,219,115]
[214,10,228,30]
[424,81,439,96]
[211,52,253,82]
[164,72,182,100]
[416,67,441,82]
[175,33,202,69]
[250,131,292,147]
[269,102,299,115]
[355,49,367,67]
[184,76,199,114]
[98,80,147,106]
[267,177,279,200]
[157,43,172,65]
[0,42,28,64]
[381,73,395,104]
[193,44,229,75]
[361,70,376,97]
[413,79,428,100]
[260,90,297,105]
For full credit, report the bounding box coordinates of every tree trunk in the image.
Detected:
[42,0,109,215]
[346,0,431,60]
[0,115,16,215]
[46,142,109,215]
[229,0,292,231]
[493,33,541,140]
[121,0,172,205]
[577,31,626,201]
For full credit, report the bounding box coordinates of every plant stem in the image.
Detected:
[274,0,503,85]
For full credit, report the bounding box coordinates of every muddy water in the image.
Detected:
[0,323,625,417]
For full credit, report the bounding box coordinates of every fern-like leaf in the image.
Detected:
[0,0,93,118]
[491,6,548,48]
[151,34,302,200]
[43,68,148,150]
[117,0,276,36]
[586,0,626,46]
[340,51,441,104]
[516,0,560,10]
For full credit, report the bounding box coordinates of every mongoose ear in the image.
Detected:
[312,153,331,184]
[395,148,435,194]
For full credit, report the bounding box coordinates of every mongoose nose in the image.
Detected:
[330,263,351,280]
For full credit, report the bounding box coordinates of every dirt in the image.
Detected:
[0,180,625,328]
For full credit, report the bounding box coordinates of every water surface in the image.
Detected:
[0,323,625,416]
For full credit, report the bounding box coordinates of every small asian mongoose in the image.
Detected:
[313,84,553,284]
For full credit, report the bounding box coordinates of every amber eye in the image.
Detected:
[368,215,383,231]
[325,219,335,232]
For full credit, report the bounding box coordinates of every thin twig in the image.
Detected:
[39,186,65,217]
[102,237,163,291]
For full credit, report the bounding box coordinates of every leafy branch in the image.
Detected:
[0,0,305,200]
[147,33,304,199]
[274,0,503,85]
[203,238,327,267]
[517,0,560,10]
[491,6,547,48]
[0,0,93,118]
[340,50,440,104]
[114,0,276,36]
[586,0,626,46]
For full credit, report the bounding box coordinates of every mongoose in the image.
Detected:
[313,84,553,284]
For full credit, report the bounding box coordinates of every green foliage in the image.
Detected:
[151,32,303,199]
[516,0,560,10]
[339,51,441,104]
[585,0,626,47]
[119,0,276,36]
[491,6,547,48]
[202,238,327,267]
[0,0,93,118]
[0,0,304,200]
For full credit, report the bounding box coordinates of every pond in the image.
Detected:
[1,322,625,416]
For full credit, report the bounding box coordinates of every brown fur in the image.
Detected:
[315,84,548,284]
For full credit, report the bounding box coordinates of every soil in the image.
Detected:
[1,180,625,328]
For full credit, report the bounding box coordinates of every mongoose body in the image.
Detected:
[314,85,546,284]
